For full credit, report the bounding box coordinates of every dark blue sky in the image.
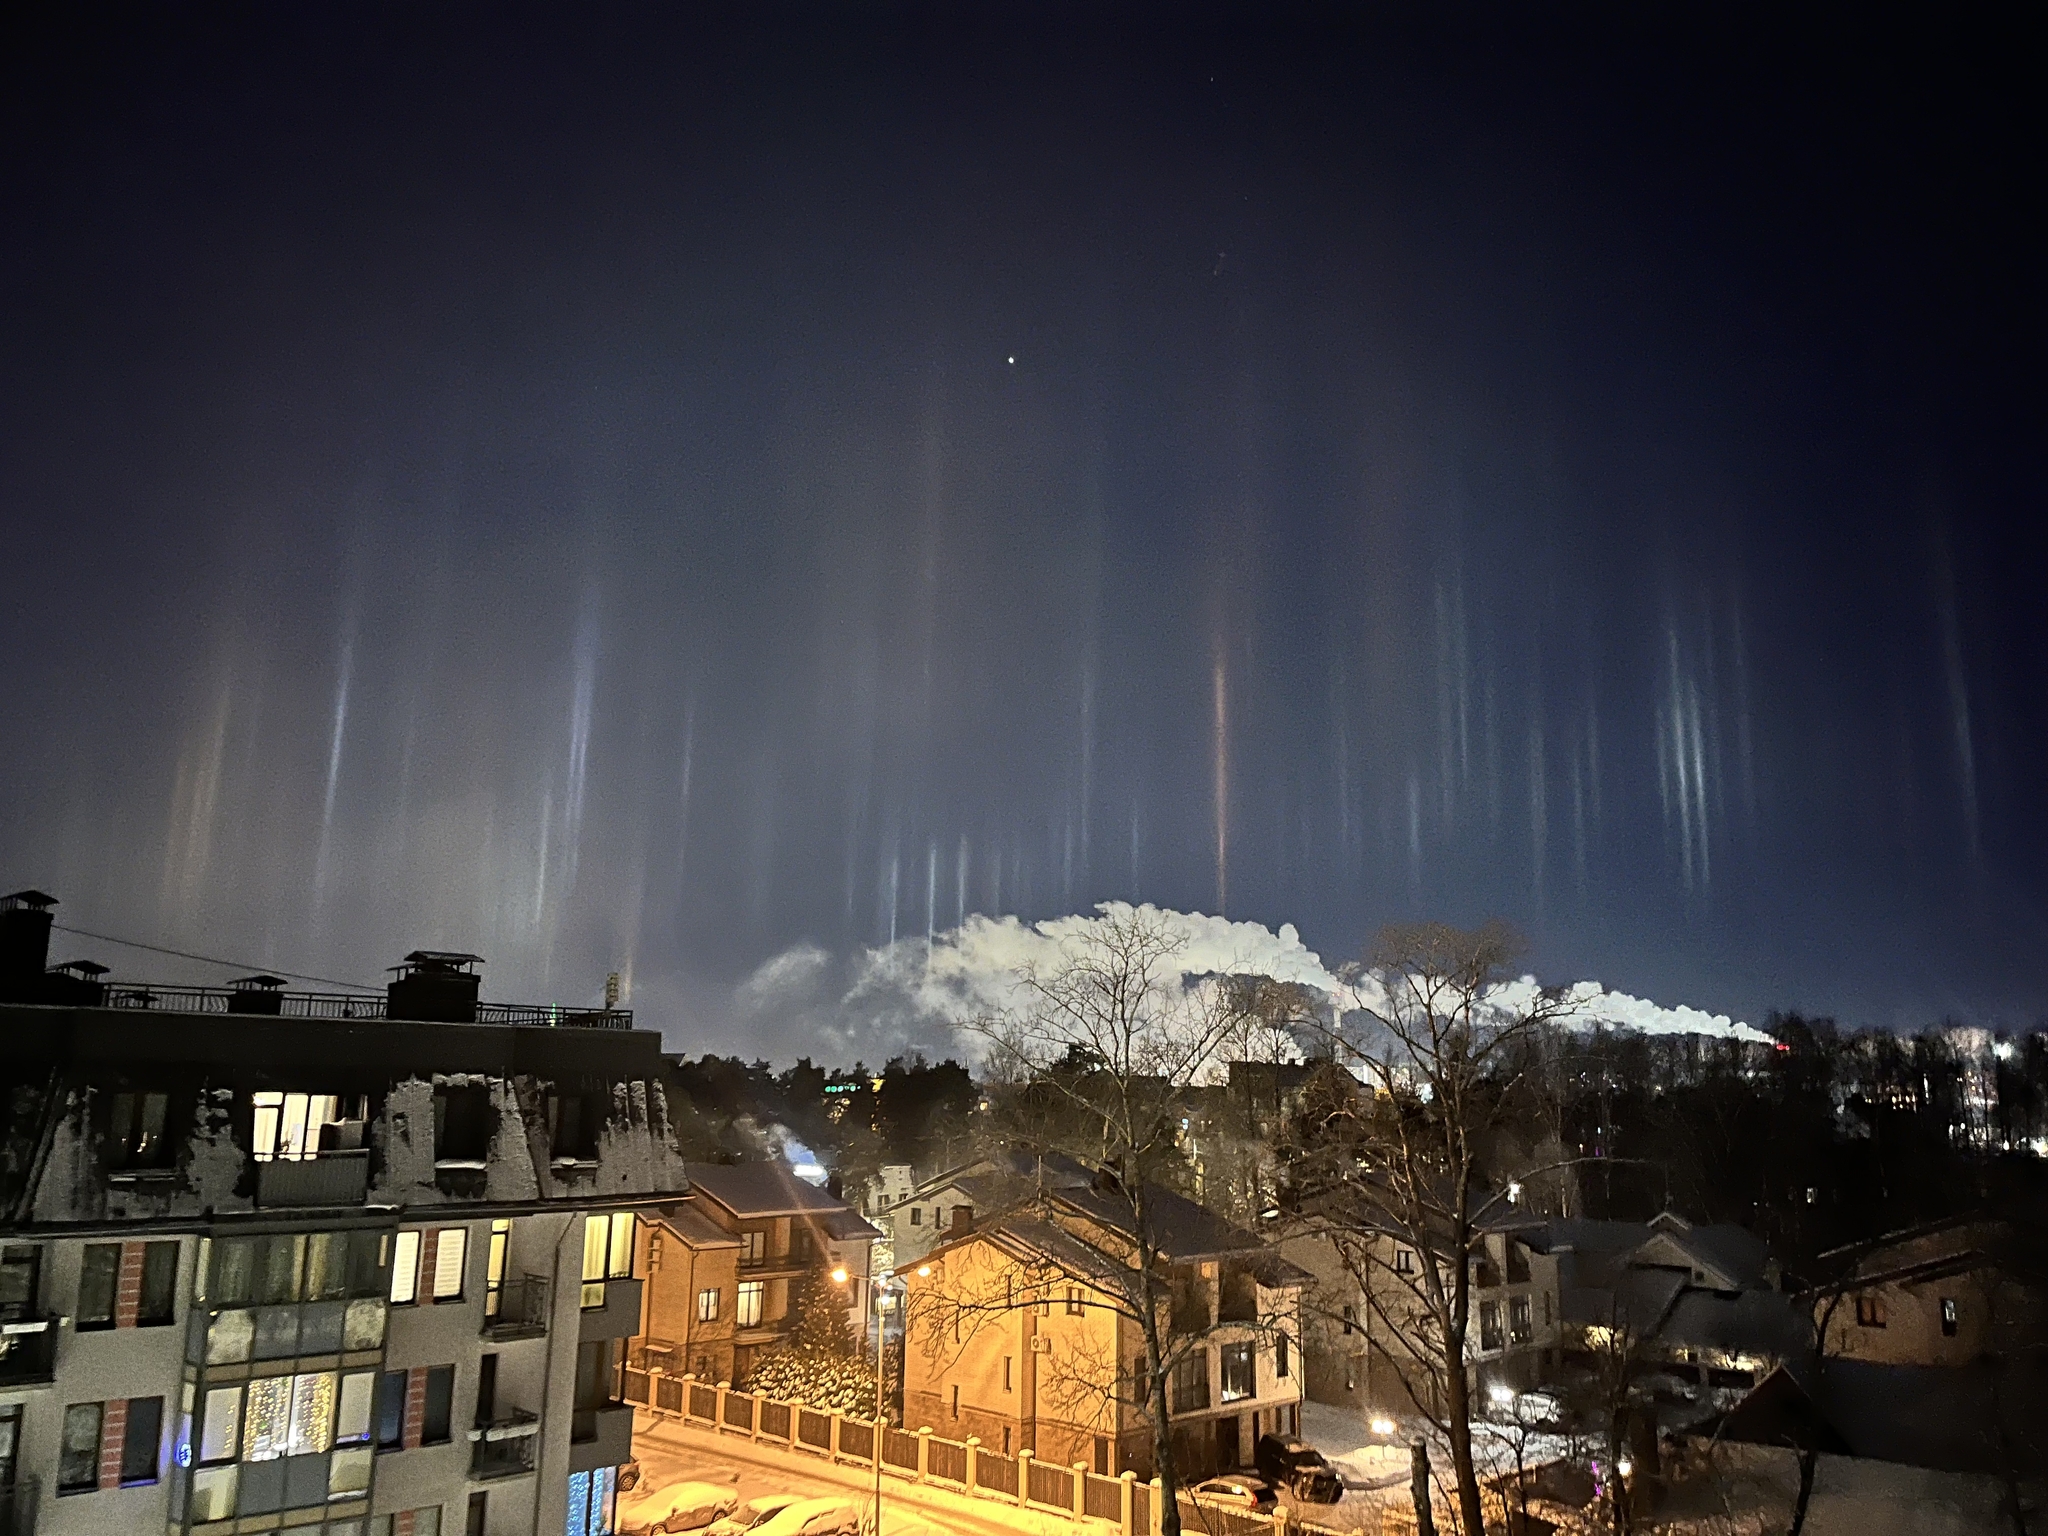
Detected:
[3,6,2042,1044]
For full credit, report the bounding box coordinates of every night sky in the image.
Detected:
[3,7,2042,1048]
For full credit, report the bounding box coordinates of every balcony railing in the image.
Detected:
[483,1276,551,1340]
[469,1410,541,1479]
[0,1315,57,1387]
[96,984,632,1029]
[255,1149,369,1208]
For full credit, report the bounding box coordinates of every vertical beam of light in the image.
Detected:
[1730,593,1758,835]
[884,846,900,947]
[1079,658,1095,877]
[1129,804,1141,895]
[1571,737,1589,898]
[1330,653,1351,863]
[1212,648,1230,916]
[1934,533,1983,865]
[955,835,968,928]
[1529,718,1547,906]
[560,595,599,898]
[1688,677,1711,889]
[311,628,355,913]
[676,698,696,886]
[925,839,937,962]
[1407,769,1423,896]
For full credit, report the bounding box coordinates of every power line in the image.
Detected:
[48,923,379,993]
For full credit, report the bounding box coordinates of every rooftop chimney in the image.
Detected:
[387,951,483,1023]
[228,973,289,1016]
[0,890,57,997]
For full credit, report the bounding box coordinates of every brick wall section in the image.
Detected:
[402,1367,427,1449]
[97,1398,128,1489]
[114,1243,145,1328]
[417,1229,439,1303]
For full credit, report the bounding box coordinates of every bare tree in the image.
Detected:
[945,906,1272,1536]
[1290,921,1577,1536]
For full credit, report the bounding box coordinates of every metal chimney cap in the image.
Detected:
[230,973,289,990]
[51,959,109,977]
[1,889,58,910]
[390,950,484,973]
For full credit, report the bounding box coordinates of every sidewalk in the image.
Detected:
[633,1413,1125,1536]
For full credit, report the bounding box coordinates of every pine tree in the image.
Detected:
[742,1264,879,1415]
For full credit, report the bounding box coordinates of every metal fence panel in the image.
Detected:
[760,1401,791,1439]
[690,1382,717,1420]
[623,1369,650,1404]
[883,1428,920,1470]
[723,1392,755,1430]
[1029,1459,1073,1509]
[798,1409,832,1450]
[839,1421,874,1461]
[927,1439,966,1483]
[1131,1481,1150,1534]
[977,1453,1017,1495]
[656,1377,684,1413]
[1085,1473,1123,1521]
[1180,1496,1274,1536]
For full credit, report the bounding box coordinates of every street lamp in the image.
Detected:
[835,1266,910,1536]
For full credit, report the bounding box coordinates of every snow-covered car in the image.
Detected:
[1253,1435,1342,1502]
[1190,1475,1278,1514]
[1512,1390,1566,1429]
[704,1494,807,1536]
[746,1497,859,1536]
[618,1480,740,1535]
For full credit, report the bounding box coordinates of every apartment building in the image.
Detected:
[632,1164,877,1388]
[0,889,689,1536]
[899,1178,1306,1482]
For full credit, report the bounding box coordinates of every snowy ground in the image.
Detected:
[1296,1399,1588,1531]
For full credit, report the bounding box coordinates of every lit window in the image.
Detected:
[581,1212,636,1306]
[1855,1294,1886,1329]
[1509,1296,1533,1345]
[609,1212,635,1279]
[698,1288,721,1323]
[286,1371,337,1456]
[736,1281,765,1328]
[243,1374,292,1461]
[1219,1342,1254,1402]
[740,1230,767,1264]
[485,1219,510,1319]
[58,1402,102,1493]
[1479,1301,1503,1352]
[250,1092,344,1162]
[431,1228,467,1301]
[389,1231,420,1305]
[199,1385,243,1463]
[1066,1287,1084,1316]
[336,1371,375,1445]
[1940,1297,1959,1337]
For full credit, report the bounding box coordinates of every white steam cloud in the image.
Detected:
[707,902,1769,1063]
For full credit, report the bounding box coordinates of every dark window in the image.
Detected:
[0,1245,40,1319]
[421,1365,455,1445]
[547,1092,602,1161]
[1171,1352,1209,1413]
[77,1244,119,1329]
[434,1088,492,1162]
[1341,1303,1355,1335]
[256,1234,305,1306]
[139,1242,178,1326]
[120,1396,162,1484]
[1506,1242,1530,1284]
[909,1208,921,1227]
[58,1402,101,1492]
[1275,1333,1290,1378]
[467,1491,489,1536]
[574,1341,617,1413]
[108,1093,171,1170]
[1479,1301,1504,1352]
[1067,1287,1084,1317]
[210,1238,256,1306]
[375,1370,406,1450]
[1219,1342,1255,1402]
[1941,1297,1959,1337]
[347,1229,388,1298]
[476,1354,498,1427]
[1393,1249,1415,1275]
[1509,1296,1532,1345]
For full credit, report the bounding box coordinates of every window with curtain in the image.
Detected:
[431,1228,467,1301]
[698,1288,720,1322]
[735,1282,764,1327]
[57,1402,101,1493]
[140,1240,179,1325]
[485,1219,510,1319]
[250,1092,344,1162]
[242,1374,292,1461]
[76,1244,119,1329]
[286,1371,336,1456]
[390,1231,421,1304]
[199,1385,243,1463]
[1219,1342,1255,1402]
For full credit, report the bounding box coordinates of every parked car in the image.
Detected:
[619,1481,741,1536]
[1190,1475,1279,1514]
[705,1494,808,1536]
[1512,1390,1566,1429]
[1253,1434,1343,1502]
[747,1497,860,1536]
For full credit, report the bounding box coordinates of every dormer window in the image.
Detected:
[110,1092,172,1169]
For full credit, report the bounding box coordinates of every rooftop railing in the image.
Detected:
[95,984,631,1029]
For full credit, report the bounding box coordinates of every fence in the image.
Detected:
[638,1374,1365,1536]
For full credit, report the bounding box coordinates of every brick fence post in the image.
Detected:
[749,1391,761,1443]
[1120,1470,1135,1536]
[715,1382,729,1434]
[1017,1449,1034,1508]
[964,1436,981,1495]
[1072,1462,1088,1522]
[1148,1478,1164,1536]
[916,1426,931,1482]
[830,1411,843,1461]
